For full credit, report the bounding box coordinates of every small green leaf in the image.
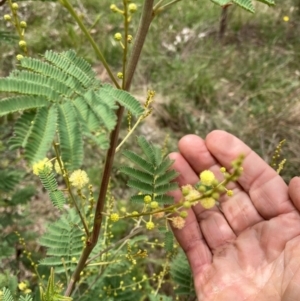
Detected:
[25,106,57,164]
[123,150,155,174]
[0,95,48,117]
[233,0,255,13]
[104,85,144,116]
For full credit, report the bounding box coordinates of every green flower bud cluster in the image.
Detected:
[3,1,29,59]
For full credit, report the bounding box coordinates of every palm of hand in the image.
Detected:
[170,131,300,301]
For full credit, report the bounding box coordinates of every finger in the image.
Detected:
[168,153,212,269]
[178,134,263,234]
[289,177,300,212]
[205,130,293,219]
[169,152,236,251]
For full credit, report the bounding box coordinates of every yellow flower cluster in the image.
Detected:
[171,216,185,229]
[200,170,215,186]
[32,158,52,175]
[146,221,155,230]
[69,169,89,189]
[18,281,31,294]
[110,213,120,222]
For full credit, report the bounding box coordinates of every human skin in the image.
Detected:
[169,130,300,301]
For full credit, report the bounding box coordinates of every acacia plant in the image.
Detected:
[0,0,275,300]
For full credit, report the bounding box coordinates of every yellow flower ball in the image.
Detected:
[171,216,185,229]
[150,201,159,209]
[69,169,89,189]
[128,3,137,13]
[283,16,289,22]
[18,282,27,291]
[144,195,152,203]
[16,54,24,61]
[200,170,215,186]
[200,197,215,209]
[110,213,120,222]
[32,158,52,175]
[19,40,26,47]
[146,221,155,230]
[227,190,234,197]
[114,32,122,41]
[4,14,11,21]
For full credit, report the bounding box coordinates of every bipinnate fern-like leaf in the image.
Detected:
[0,170,23,192]
[9,111,36,150]
[101,84,144,116]
[120,137,178,204]
[0,288,33,301]
[0,50,144,169]
[0,288,14,301]
[170,250,195,297]
[39,209,84,273]
[38,168,66,210]
[19,296,33,301]
[233,0,254,12]
[0,95,48,117]
[24,106,57,164]
[210,0,274,13]
[57,102,83,170]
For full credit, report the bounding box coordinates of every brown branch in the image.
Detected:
[64,0,155,296]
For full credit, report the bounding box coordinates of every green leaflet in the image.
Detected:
[122,150,155,174]
[44,50,96,88]
[39,209,83,273]
[40,268,72,301]
[83,90,117,131]
[256,0,275,5]
[0,95,48,117]
[210,0,275,12]
[136,136,156,165]
[1,288,14,301]
[210,0,231,6]
[25,106,57,164]
[19,295,33,301]
[0,170,23,192]
[102,84,144,116]
[19,57,86,95]
[0,78,61,102]
[9,111,37,150]
[0,288,32,301]
[38,168,66,209]
[10,187,35,206]
[233,0,255,13]
[170,250,195,297]
[121,137,178,204]
[119,166,153,184]
[57,102,83,170]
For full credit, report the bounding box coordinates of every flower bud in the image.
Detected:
[16,54,24,61]
[128,3,137,13]
[146,221,155,230]
[12,3,19,10]
[150,201,158,209]
[20,21,27,28]
[114,32,122,41]
[110,4,118,12]
[19,40,26,47]
[117,72,123,79]
[144,195,152,203]
[4,15,11,21]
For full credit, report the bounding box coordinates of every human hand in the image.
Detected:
[169,130,300,301]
